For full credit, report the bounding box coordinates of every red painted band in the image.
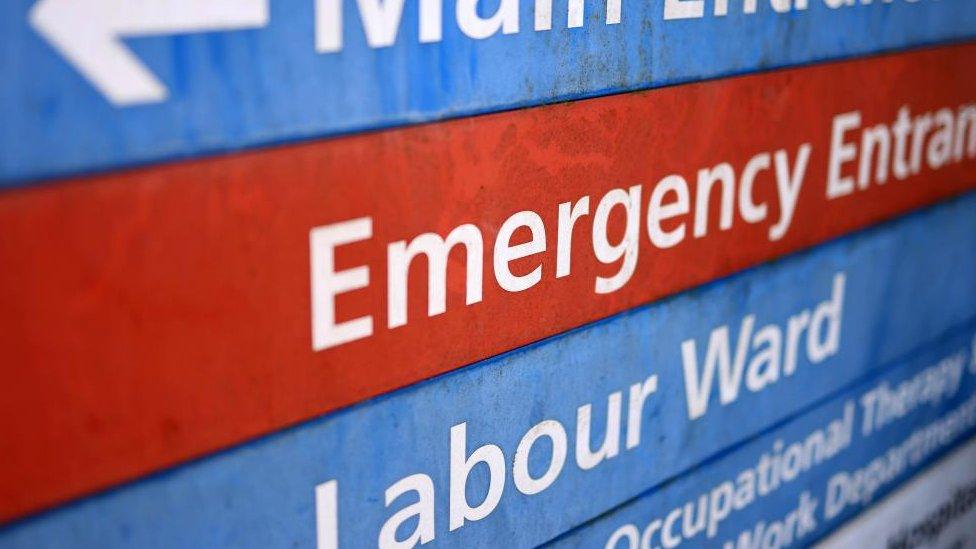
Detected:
[1,43,975,522]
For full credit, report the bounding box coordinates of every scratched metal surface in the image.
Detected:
[2,0,975,184]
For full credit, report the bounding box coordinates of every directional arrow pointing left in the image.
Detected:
[29,0,270,106]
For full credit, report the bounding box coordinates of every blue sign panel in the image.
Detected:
[551,328,976,548]
[2,0,975,184]
[817,429,976,547]
[1,195,975,547]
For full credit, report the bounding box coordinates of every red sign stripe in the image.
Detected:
[1,43,975,522]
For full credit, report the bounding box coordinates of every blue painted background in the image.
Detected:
[549,327,976,547]
[1,0,975,184]
[1,195,974,547]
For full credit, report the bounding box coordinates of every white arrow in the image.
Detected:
[29,0,269,106]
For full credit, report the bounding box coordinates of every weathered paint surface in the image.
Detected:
[1,0,975,183]
[548,329,976,549]
[1,45,975,522]
[2,195,975,545]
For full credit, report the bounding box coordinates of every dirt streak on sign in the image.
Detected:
[310,100,976,351]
